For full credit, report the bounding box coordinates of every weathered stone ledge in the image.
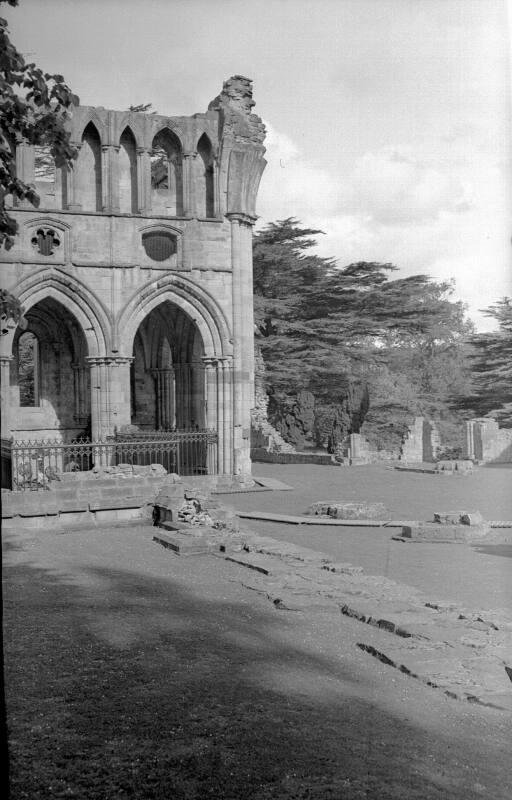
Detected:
[153,522,512,711]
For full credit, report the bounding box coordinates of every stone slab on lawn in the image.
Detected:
[401,523,490,542]
[307,501,388,520]
[153,531,212,556]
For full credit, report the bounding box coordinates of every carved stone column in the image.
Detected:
[182,152,197,216]
[71,363,89,427]
[152,368,175,430]
[101,145,119,212]
[227,212,256,475]
[190,360,205,429]
[212,161,220,218]
[0,355,13,438]
[87,356,133,441]
[202,357,218,430]
[137,147,152,213]
[218,356,233,474]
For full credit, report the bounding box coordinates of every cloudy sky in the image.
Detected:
[6,0,512,329]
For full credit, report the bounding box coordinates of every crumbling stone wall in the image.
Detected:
[464,418,512,463]
[400,417,441,463]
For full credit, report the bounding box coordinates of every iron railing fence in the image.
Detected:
[5,429,218,491]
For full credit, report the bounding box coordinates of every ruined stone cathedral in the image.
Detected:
[0,76,266,477]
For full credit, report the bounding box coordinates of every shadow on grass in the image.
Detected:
[3,548,510,800]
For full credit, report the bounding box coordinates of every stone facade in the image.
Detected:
[0,76,266,476]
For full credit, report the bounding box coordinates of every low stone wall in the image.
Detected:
[251,448,337,466]
[307,501,388,520]
[1,467,253,528]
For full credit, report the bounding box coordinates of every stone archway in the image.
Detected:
[131,301,206,431]
[118,278,233,473]
[10,297,90,440]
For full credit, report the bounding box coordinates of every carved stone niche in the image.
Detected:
[139,223,183,270]
[24,217,70,265]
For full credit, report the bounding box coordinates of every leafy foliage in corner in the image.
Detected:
[0,0,79,248]
[253,218,474,450]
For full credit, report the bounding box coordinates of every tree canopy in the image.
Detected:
[253,218,474,450]
[453,298,512,427]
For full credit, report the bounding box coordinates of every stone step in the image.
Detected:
[152,531,212,556]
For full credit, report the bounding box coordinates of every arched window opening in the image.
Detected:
[119,127,138,214]
[18,331,39,407]
[197,134,215,217]
[78,122,102,211]
[150,129,183,216]
[34,145,65,209]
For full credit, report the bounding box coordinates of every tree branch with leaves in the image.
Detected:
[0,0,79,249]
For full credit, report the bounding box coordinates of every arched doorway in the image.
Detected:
[11,297,90,440]
[131,300,205,431]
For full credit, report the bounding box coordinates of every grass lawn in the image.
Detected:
[3,464,512,799]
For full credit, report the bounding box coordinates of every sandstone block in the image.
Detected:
[89,495,144,511]
[18,494,59,517]
[153,531,211,556]
[401,523,489,542]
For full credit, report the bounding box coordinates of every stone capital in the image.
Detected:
[225,211,257,227]
[86,356,134,368]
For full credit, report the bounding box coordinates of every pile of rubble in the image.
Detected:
[307,500,388,520]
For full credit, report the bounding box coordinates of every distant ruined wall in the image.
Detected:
[399,417,441,463]
[463,419,512,463]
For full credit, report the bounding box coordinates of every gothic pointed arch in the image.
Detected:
[197,133,215,217]
[119,126,138,213]
[11,269,111,357]
[117,273,231,360]
[78,122,102,211]
[150,128,183,215]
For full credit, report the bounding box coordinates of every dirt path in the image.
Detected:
[3,522,511,800]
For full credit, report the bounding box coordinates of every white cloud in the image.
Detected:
[257,123,340,223]
[257,129,511,332]
[345,148,473,225]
